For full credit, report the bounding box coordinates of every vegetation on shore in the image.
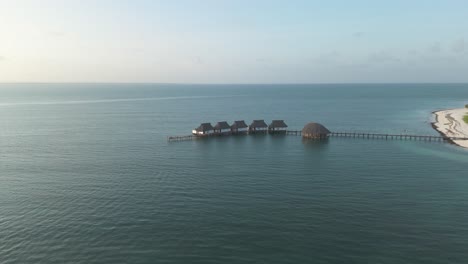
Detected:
[463,105,468,123]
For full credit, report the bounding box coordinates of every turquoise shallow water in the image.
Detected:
[0,83,467,263]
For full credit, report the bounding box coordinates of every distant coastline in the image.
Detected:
[432,108,468,148]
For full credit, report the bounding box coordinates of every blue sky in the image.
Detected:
[0,0,467,83]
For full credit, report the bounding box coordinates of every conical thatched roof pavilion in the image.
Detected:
[302,122,331,139]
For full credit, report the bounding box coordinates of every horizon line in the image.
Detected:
[1,82,468,85]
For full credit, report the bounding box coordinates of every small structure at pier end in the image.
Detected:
[231,120,248,134]
[192,123,215,136]
[214,121,231,135]
[249,120,268,134]
[302,122,331,139]
[268,120,288,134]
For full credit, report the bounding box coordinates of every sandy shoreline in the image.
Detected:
[432,108,468,148]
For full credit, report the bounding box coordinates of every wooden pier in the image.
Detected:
[168,133,235,142]
[287,130,468,142]
[167,135,196,142]
[169,130,468,143]
[330,132,468,142]
[285,130,302,136]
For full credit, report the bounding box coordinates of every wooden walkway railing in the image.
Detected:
[286,130,468,142]
[168,135,196,142]
[331,132,468,141]
[169,131,468,143]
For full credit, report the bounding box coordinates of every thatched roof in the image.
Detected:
[214,121,230,130]
[250,120,268,128]
[231,120,248,129]
[269,120,288,128]
[302,122,330,135]
[195,123,214,131]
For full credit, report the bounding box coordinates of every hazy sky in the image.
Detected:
[0,0,467,83]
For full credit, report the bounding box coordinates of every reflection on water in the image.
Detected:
[302,138,330,148]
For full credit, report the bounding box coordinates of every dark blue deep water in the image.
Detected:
[1,83,467,263]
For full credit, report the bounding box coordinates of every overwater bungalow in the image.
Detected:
[192,123,215,136]
[302,122,331,139]
[249,120,268,134]
[231,120,248,134]
[214,121,231,135]
[268,120,288,134]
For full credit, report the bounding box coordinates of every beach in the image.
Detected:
[433,108,468,148]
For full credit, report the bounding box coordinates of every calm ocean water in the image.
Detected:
[1,83,467,264]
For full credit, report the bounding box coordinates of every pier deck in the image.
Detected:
[169,131,468,143]
[287,131,468,142]
[167,135,196,142]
